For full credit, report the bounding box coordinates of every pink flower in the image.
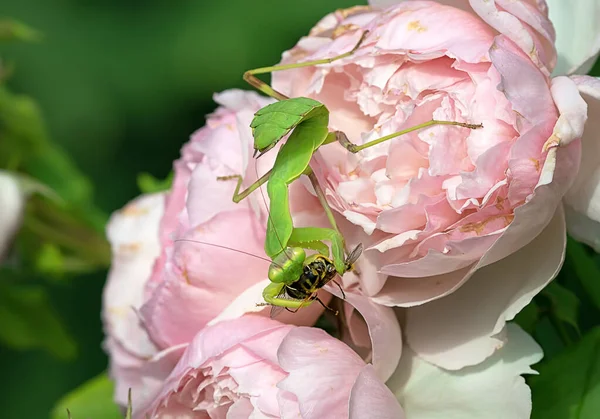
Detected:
[103,90,403,410]
[138,316,404,419]
[102,192,165,407]
[270,0,599,370]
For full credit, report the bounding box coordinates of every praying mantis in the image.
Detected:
[219,30,483,316]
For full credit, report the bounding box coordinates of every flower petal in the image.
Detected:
[0,171,25,258]
[103,193,164,358]
[542,76,588,150]
[328,288,402,382]
[565,204,600,252]
[404,205,564,370]
[349,364,406,419]
[207,278,329,328]
[547,0,600,75]
[563,76,600,249]
[277,327,366,419]
[388,324,543,419]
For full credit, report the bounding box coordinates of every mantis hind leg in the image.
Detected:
[217,169,272,203]
[329,120,484,154]
[244,30,369,101]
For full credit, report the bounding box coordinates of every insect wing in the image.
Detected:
[269,286,291,319]
[270,305,286,319]
[346,243,363,266]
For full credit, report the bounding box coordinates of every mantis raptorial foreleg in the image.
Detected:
[261,282,307,308]
[244,30,370,101]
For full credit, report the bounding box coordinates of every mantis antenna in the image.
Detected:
[173,238,284,268]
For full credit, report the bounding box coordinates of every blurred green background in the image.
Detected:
[0,1,360,417]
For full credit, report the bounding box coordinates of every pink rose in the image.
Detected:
[270,0,599,369]
[138,316,403,419]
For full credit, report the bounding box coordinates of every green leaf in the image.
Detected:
[567,237,600,311]
[0,283,77,359]
[0,19,41,42]
[137,171,173,194]
[0,87,95,207]
[543,281,581,333]
[51,373,123,419]
[531,327,600,419]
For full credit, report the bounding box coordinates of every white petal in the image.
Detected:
[0,171,25,258]
[565,204,600,252]
[547,0,600,75]
[405,206,564,370]
[103,193,165,358]
[388,324,543,419]
[563,76,600,243]
[543,76,588,149]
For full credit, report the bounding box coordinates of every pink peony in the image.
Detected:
[139,316,404,419]
[270,0,600,369]
[103,90,403,411]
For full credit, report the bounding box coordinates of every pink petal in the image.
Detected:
[207,279,330,329]
[141,209,269,347]
[469,0,555,75]
[349,365,405,419]
[489,35,556,127]
[371,2,495,64]
[146,317,292,416]
[327,288,402,382]
[277,327,365,419]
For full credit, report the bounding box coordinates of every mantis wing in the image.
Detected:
[251,97,326,155]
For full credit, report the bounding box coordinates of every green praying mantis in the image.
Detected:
[218,30,483,316]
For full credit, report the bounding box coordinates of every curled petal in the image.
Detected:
[543,76,588,150]
[328,287,402,382]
